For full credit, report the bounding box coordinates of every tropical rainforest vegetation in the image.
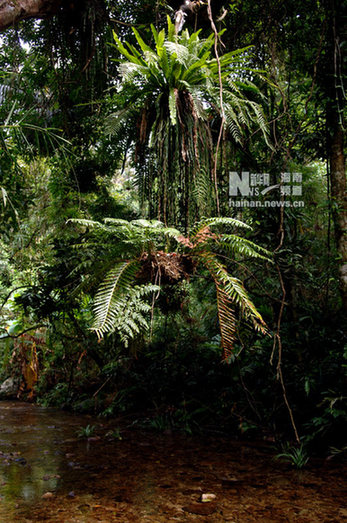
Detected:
[0,0,346,459]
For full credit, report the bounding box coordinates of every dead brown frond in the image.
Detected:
[193,225,218,245]
[11,333,44,400]
[138,251,196,284]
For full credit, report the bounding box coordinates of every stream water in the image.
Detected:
[0,400,346,522]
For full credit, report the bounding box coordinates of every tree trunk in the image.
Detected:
[330,120,347,310]
[0,0,62,31]
[327,0,347,310]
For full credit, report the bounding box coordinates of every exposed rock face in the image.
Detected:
[0,377,18,398]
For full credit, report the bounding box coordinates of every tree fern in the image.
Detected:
[71,216,270,356]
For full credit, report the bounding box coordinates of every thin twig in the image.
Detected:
[0,325,45,339]
[270,264,300,444]
[0,286,28,311]
[93,376,111,398]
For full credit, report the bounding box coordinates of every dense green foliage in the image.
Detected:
[0,0,345,458]
[107,17,269,225]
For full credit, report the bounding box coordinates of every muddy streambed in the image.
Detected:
[0,401,346,522]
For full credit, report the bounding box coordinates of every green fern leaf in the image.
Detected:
[92,260,139,338]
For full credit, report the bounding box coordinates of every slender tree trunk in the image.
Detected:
[326,0,346,310]
[330,118,347,310]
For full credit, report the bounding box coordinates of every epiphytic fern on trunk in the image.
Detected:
[71,216,270,356]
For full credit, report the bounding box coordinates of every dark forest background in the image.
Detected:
[0,0,346,458]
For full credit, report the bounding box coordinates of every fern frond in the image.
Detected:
[131,219,164,228]
[169,87,177,126]
[198,251,268,351]
[190,217,252,240]
[217,270,267,335]
[68,218,107,230]
[215,283,237,359]
[104,107,135,136]
[193,167,213,216]
[162,227,182,240]
[219,234,273,261]
[95,283,160,346]
[103,218,130,225]
[92,260,139,339]
[119,62,147,83]
[164,41,191,65]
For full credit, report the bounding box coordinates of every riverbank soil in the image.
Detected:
[0,402,346,522]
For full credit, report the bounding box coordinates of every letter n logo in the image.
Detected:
[229,171,250,196]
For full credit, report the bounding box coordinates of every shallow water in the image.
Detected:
[0,401,346,522]
[0,401,88,517]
